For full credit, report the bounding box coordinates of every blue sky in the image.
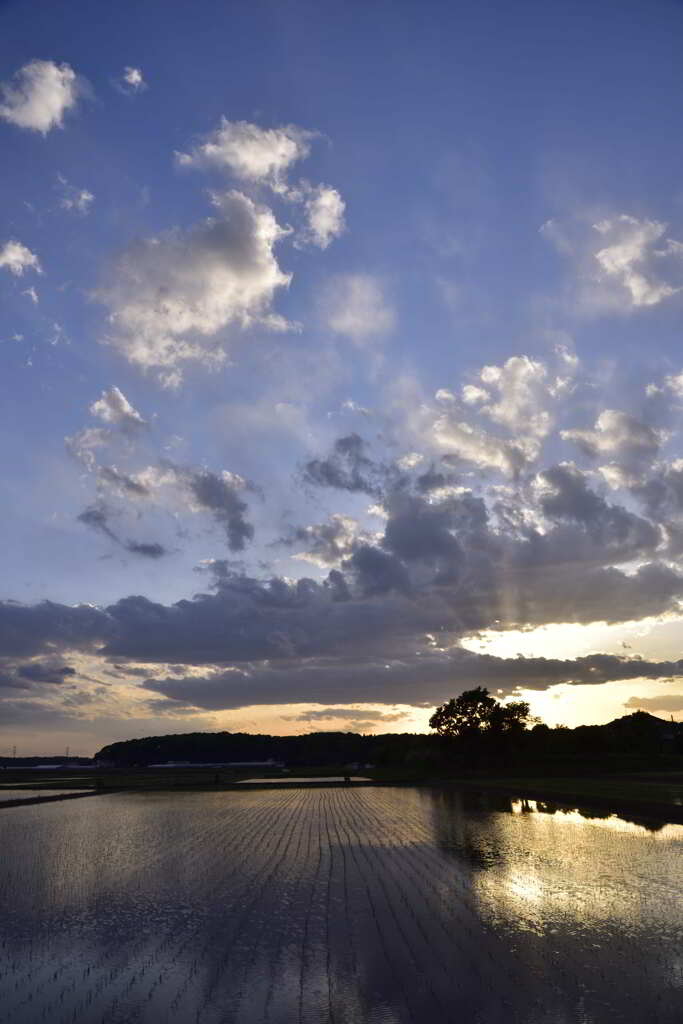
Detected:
[3,0,683,754]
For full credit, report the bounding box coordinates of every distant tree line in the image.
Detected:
[95,691,683,776]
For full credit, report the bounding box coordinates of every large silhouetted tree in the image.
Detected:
[429,687,531,738]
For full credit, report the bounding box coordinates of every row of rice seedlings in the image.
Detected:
[1,790,302,1024]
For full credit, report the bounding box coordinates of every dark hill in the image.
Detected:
[95,713,683,772]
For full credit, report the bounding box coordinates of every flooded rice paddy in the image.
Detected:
[0,789,93,802]
[0,786,681,1023]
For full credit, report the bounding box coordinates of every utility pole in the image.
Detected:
[12,745,16,760]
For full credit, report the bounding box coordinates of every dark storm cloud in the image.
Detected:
[0,600,108,658]
[0,657,76,692]
[5,475,683,675]
[537,463,660,559]
[17,660,76,683]
[143,648,683,711]
[342,544,411,596]
[0,672,32,691]
[414,466,456,493]
[78,504,118,542]
[302,433,385,496]
[124,540,168,559]
[184,468,255,551]
[381,490,486,567]
[278,514,359,565]
[632,463,683,521]
[5,467,683,711]
[77,502,168,559]
[96,557,683,665]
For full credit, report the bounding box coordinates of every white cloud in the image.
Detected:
[290,514,364,567]
[325,274,395,344]
[397,452,424,470]
[478,356,553,439]
[57,175,94,214]
[0,60,83,133]
[654,370,683,398]
[176,118,313,193]
[302,185,345,248]
[432,415,538,476]
[462,384,489,405]
[543,213,683,313]
[593,215,681,307]
[0,240,42,276]
[121,67,146,93]
[90,387,147,430]
[561,409,662,458]
[453,355,563,450]
[65,426,110,470]
[598,464,640,490]
[97,190,292,385]
[22,286,39,304]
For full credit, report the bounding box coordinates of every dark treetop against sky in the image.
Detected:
[3,0,683,754]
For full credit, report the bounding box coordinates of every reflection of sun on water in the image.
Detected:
[510,799,683,840]
[471,800,683,940]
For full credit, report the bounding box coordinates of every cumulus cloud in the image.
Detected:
[536,462,660,561]
[561,409,662,460]
[462,384,489,405]
[648,369,683,399]
[542,213,683,313]
[301,185,345,248]
[424,353,579,477]
[0,59,84,133]
[3,523,683,711]
[0,240,42,276]
[90,386,147,431]
[119,67,146,93]
[631,461,683,525]
[176,119,313,192]
[433,415,536,476]
[97,190,292,385]
[593,215,682,307]
[324,274,395,343]
[97,466,150,498]
[281,514,365,567]
[476,355,555,438]
[66,389,256,554]
[14,344,683,718]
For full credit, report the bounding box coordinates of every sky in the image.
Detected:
[3,0,683,755]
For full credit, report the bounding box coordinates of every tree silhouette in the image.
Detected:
[429,687,531,738]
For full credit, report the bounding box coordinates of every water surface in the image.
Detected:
[0,787,680,1023]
